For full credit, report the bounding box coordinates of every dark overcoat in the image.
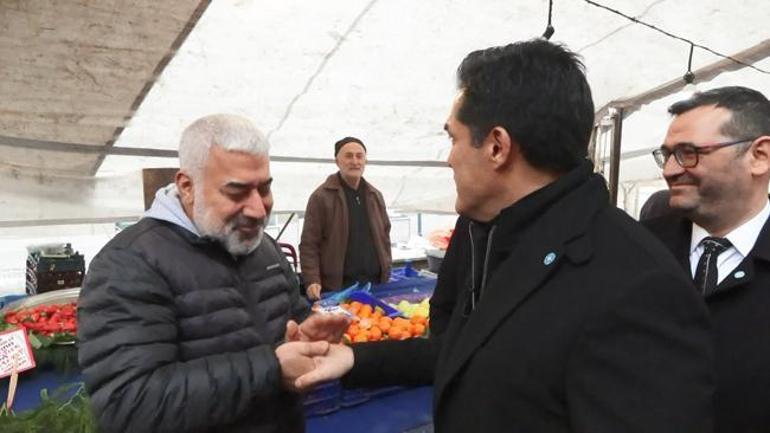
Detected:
[348,164,714,433]
[645,212,770,433]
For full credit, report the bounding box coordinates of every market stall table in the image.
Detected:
[1,370,432,433]
[1,270,437,431]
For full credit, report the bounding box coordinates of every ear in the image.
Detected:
[748,136,770,177]
[487,126,514,169]
[175,170,195,208]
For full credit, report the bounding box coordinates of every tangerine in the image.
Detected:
[359,304,373,318]
[378,319,391,332]
[412,323,426,336]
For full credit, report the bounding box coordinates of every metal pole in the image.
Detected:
[276,212,296,241]
[609,107,624,206]
[587,125,599,166]
[417,213,423,236]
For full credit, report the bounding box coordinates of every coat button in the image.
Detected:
[543,252,557,266]
[734,270,746,279]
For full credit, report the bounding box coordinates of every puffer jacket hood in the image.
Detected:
[144,183,201,237]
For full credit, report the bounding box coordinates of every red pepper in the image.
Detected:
[3,302,79,336]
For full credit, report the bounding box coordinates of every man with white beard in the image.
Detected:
[77,114,347,433]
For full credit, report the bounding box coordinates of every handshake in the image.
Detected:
[274,313,356,392]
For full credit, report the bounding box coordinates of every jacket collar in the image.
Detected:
[646,207,770,298]
[434,161,607,408]
[488,160,600,257]
[646,214,693,271]
[752,216,770,262]
[709,211,770,297]
[322,172,370,193]
[144,183,201,237]
[144,187,249,255]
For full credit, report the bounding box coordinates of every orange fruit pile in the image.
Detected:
[340,301,428,343]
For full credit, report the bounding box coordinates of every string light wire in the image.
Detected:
[583,0,770,75]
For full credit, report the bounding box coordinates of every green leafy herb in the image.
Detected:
[0,383,98,433]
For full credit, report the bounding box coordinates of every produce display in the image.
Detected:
[340,301,428,343]
[392,297,430,318]
[427,228,454,251]
[1,302,78,348]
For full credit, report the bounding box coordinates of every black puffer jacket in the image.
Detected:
[77,218,310,433]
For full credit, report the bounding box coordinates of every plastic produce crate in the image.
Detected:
[372,265,436,297]
[339,385,404,407]
[303,380,342,417]
[340,387,371,407]
[0,294,27,310]
[346,291,402,318]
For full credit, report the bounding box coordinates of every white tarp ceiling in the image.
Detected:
[1,0,769,225]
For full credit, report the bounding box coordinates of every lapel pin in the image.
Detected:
[543,252,556,266]
[734,270,746,279]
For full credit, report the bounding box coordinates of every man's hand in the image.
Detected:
[295,343,355,391]
[275,340,330,392]
[285,313,351,343]
[306,283,322,300]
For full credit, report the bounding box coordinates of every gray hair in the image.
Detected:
[179,114,270,179]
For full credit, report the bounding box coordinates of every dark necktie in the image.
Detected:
[694,237,732,297]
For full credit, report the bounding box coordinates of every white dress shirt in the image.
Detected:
[690,200,770,284]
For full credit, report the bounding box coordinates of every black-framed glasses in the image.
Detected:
[652,138,756,169]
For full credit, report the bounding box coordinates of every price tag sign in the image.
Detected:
[0,328,36,379]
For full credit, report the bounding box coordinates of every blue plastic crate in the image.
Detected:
[303,380,341,417]
[346,291,402,318]
[339,385,407,407]
[378,287,434,306]
[388,264,420,282]
[340,387,371,407]
[304,380,342,403]
[0,294,27,310]
[317,282,370,307]
[304,397,341,417]
[371,277,436,300]
[368,385,405,398]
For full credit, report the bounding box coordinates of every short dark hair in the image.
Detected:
[334,136,366,157]
[456,39,594,173]
[668,86,770,141]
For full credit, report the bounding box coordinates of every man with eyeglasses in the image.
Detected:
[644,86,770,433]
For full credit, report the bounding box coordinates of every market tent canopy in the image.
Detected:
[1,0,769,225]
[0,0,206,176]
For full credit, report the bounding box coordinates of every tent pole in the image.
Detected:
[587,125,599,167]
[417,213,423,237]
[609,107,624,206]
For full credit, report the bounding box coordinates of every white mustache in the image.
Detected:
[229,215,265,231]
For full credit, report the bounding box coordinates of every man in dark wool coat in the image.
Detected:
[290,39,715,433]
[645,86,770,433]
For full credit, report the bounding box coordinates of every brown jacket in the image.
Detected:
[300,173,391,291]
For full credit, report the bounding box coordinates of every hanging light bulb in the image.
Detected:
[541,0,555,40]
[683,71,698,96]
[682,44,699,97]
